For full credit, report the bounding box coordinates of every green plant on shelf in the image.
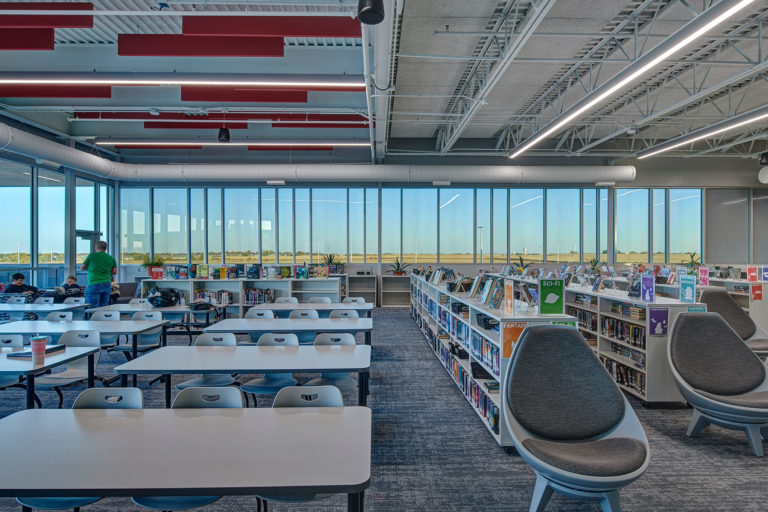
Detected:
[321,253,342,266]
[387,258,411,276]
[516,255,531,274]
[682,252,701,274]
[587,256,602,274]
[141,255,165,267]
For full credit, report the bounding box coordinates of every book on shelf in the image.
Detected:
[591,275,604,293]
[226,265,239,279]
[667,271,676,285]
[245,264,262,279]
[294,266,307,279]
[479,280,493,304]
[6,344,66,359]
[469,275,484,297]
[188,264,197,279]
[487,280,504,309]
[198,265,209,279]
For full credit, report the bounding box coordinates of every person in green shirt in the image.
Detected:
[81,241,117,308]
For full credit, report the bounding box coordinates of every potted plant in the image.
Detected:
[682,251,701,275]
[388,258,411,276]
[515,255,531,275]
[587,257,601,276]
[142,255,165,279]
[320,253,345,274]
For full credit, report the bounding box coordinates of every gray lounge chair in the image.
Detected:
[700,288,768,357]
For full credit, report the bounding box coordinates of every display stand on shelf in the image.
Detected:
[410,274,575,447]
[381,275,411,306]
[348,275,377,305]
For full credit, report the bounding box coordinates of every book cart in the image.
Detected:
[410,274,574,447]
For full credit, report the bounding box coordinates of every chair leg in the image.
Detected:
[54,387,64,409]
[686,409,709,437]
[745,424,765,456]
[761,426,768,442]
[262,500,268,512]
[34,393,42,409]
[529,474,553,512]
[599,490,621,512]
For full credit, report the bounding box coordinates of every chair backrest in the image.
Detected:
[275,297,298,304]
[329,309,359,319]
[194,332,237,346]
[308,296,332,304]
[0,334,23,349]
[273,385,343,407]
[129,298,148,305]
[172,386,244,408]
[90,311,121,322]
[670,312,765,396]
[57,330,101,368]
[342,297,365,304]
[257,333,299,346]
[73,388,143,409]
[131,310,163,321]
[45,311,72,322]
[314,333,355,346]
[244,309,274,319]
[700,288,756,340]
[506,325,624,441]
[289,309,319,319]
[34,297,54,305]
[6,296,26,304]
[63,297,85,305]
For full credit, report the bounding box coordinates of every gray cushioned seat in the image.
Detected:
[697,390,768,409]
[670,313,765,395]
[523,438,647,477]
[746,338,768,352]
[700,289,756,340]
[507,326,624,441]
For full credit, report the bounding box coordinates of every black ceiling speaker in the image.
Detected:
[218,127,230,143]
[760,152,768,165]
[358,0,385,25]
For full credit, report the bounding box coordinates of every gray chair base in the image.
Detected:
[687,408,768,456]
[530,473,620,512]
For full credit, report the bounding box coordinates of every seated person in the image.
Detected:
[110,279,120,305]
[6,273,38,295]
[60,275,84,293]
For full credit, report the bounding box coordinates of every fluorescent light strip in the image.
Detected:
[97,141,371,147]
[509,0,755,159]
[637,110,768,159]
[0,79,364,88]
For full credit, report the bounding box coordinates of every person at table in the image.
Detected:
[109,278,120,305]
[60,275,84,294]
[80,241,117,308]
[6,273,37,295]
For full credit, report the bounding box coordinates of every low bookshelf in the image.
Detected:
[410,274,574,447]
[348,275,377,305]
[381,275,411,307]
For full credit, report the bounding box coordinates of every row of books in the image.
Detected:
[610,302,647,321]
[192,290,234,305]
[601,357,647,395]
[470,332,500,377]
[153,264,342,280]
[450,317,469,344]
[574,293,597,309]
[479,278,505,309]
[566,306,597,332]
[243,287,276,305]
[437,309,451,332]
[608,342,646,370]
[600,318,646,350]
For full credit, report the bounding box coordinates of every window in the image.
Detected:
[615,188,649,263]
[120,188,150,264]
[207,189,222,263]
[153,188,187,264]
[476,189,491,264]
[190,189,204,263]
[277,188,293,264]
[99,184,111,253]
[312,188,347,262]
[599,189,608,260]
[365,188,378,264]
[261,188,276,264]
[38,169,65,267]
[438,188,472,263]
[492,189,507,264]
[652,189,666,263]
[349,188,364,263]
[754,190,768,262]
[381,188,400,263]
[224,188,259,263]
[509,189,543,264]
[546,189,579,263]
[0,160,31,266]
[582,189,597,262]
[402,188,436,264]
[75,178,97,264]
[295,188,310,263]
[669,189,701,262]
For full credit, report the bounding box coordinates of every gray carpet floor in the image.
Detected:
[0,307,767,511]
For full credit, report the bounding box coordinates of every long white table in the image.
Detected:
[0,346,99,409]
[204,318,373,345]
[0,304,82,314]
[248,302,373,318]
[0,407,371,512]
[115,345,371,406]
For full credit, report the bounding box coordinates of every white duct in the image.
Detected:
[0,122,636,183]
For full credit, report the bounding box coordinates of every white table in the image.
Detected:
[249,302,374,318]
[0,407,371,512]
[85,303,225,339]
[0,304,82,314]
[204,318,373,345]
[0,346,99,409]
[115,345,371,406]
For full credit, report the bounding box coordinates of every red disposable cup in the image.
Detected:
[30,337,47,364]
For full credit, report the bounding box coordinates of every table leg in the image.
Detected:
[121,374,128,387]
[347,491,364,512]
[25,374,35,409]
[165,374,172,408]
[87,354,95,388]
[132,334,138,387]
[21,505,32,512]
[365,330,371,346]
[358,371,368,406]
[162,325,168,347]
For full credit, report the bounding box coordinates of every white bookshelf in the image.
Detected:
[348,275,378,305]
[410,275,574,447]
[706,277,768,332]
[380,275,411,307]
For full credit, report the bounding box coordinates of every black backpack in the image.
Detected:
[147,287,181,307]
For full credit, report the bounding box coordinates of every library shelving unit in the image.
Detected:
[507,276,704,406]
[330,274,347,298]
[381,275,411,306]
[348,275,378,305]
[140,278,341,318]
[410,274,575,447]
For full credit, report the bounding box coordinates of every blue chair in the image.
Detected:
[63,297,86,320]
[35,330,102,409]
[113,311,163,360]
[45,311,73,344]
[176,333,237,390]
[329,310,358,319]
[89,311,121,348]
[305,333,357,392]
[503,325,649,512]
[34,297,54,305]
[342,297,365,304]
[308,296,332,304]
[15,388,143,511]
[244,309,274,342]
[0,335,40,407]
[164,309,193,345]
[275,297,298,304]
[6,296,26,304]
[289,309,319,345]
[131,387,243,511]
[240,333,299,407]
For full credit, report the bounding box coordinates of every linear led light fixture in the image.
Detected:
[508,0,755,159]
[95,140,371,147]
[0,72,366,89]
[636,104,768,159]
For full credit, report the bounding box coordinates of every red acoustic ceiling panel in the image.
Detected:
[118,34,284,57]
[273,123,370,129]
[0,85,110,98]
[0,2,93,28]
[248,145,334,151]
[143,122,248,129]
[181,87,308,103]
[75,112,370,122]
[183,16,361,38]
[0,28,54,50]
[115,145,204,150]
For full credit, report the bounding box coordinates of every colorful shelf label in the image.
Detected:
[649,308,668,335]
[539,279,565,315]
[753,284,763,302]
[747,266,758,282]
[680,275,696,303]
[641,275,655,303]
[502,322,527,358]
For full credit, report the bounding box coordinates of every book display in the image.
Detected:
[410,274,574,446]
